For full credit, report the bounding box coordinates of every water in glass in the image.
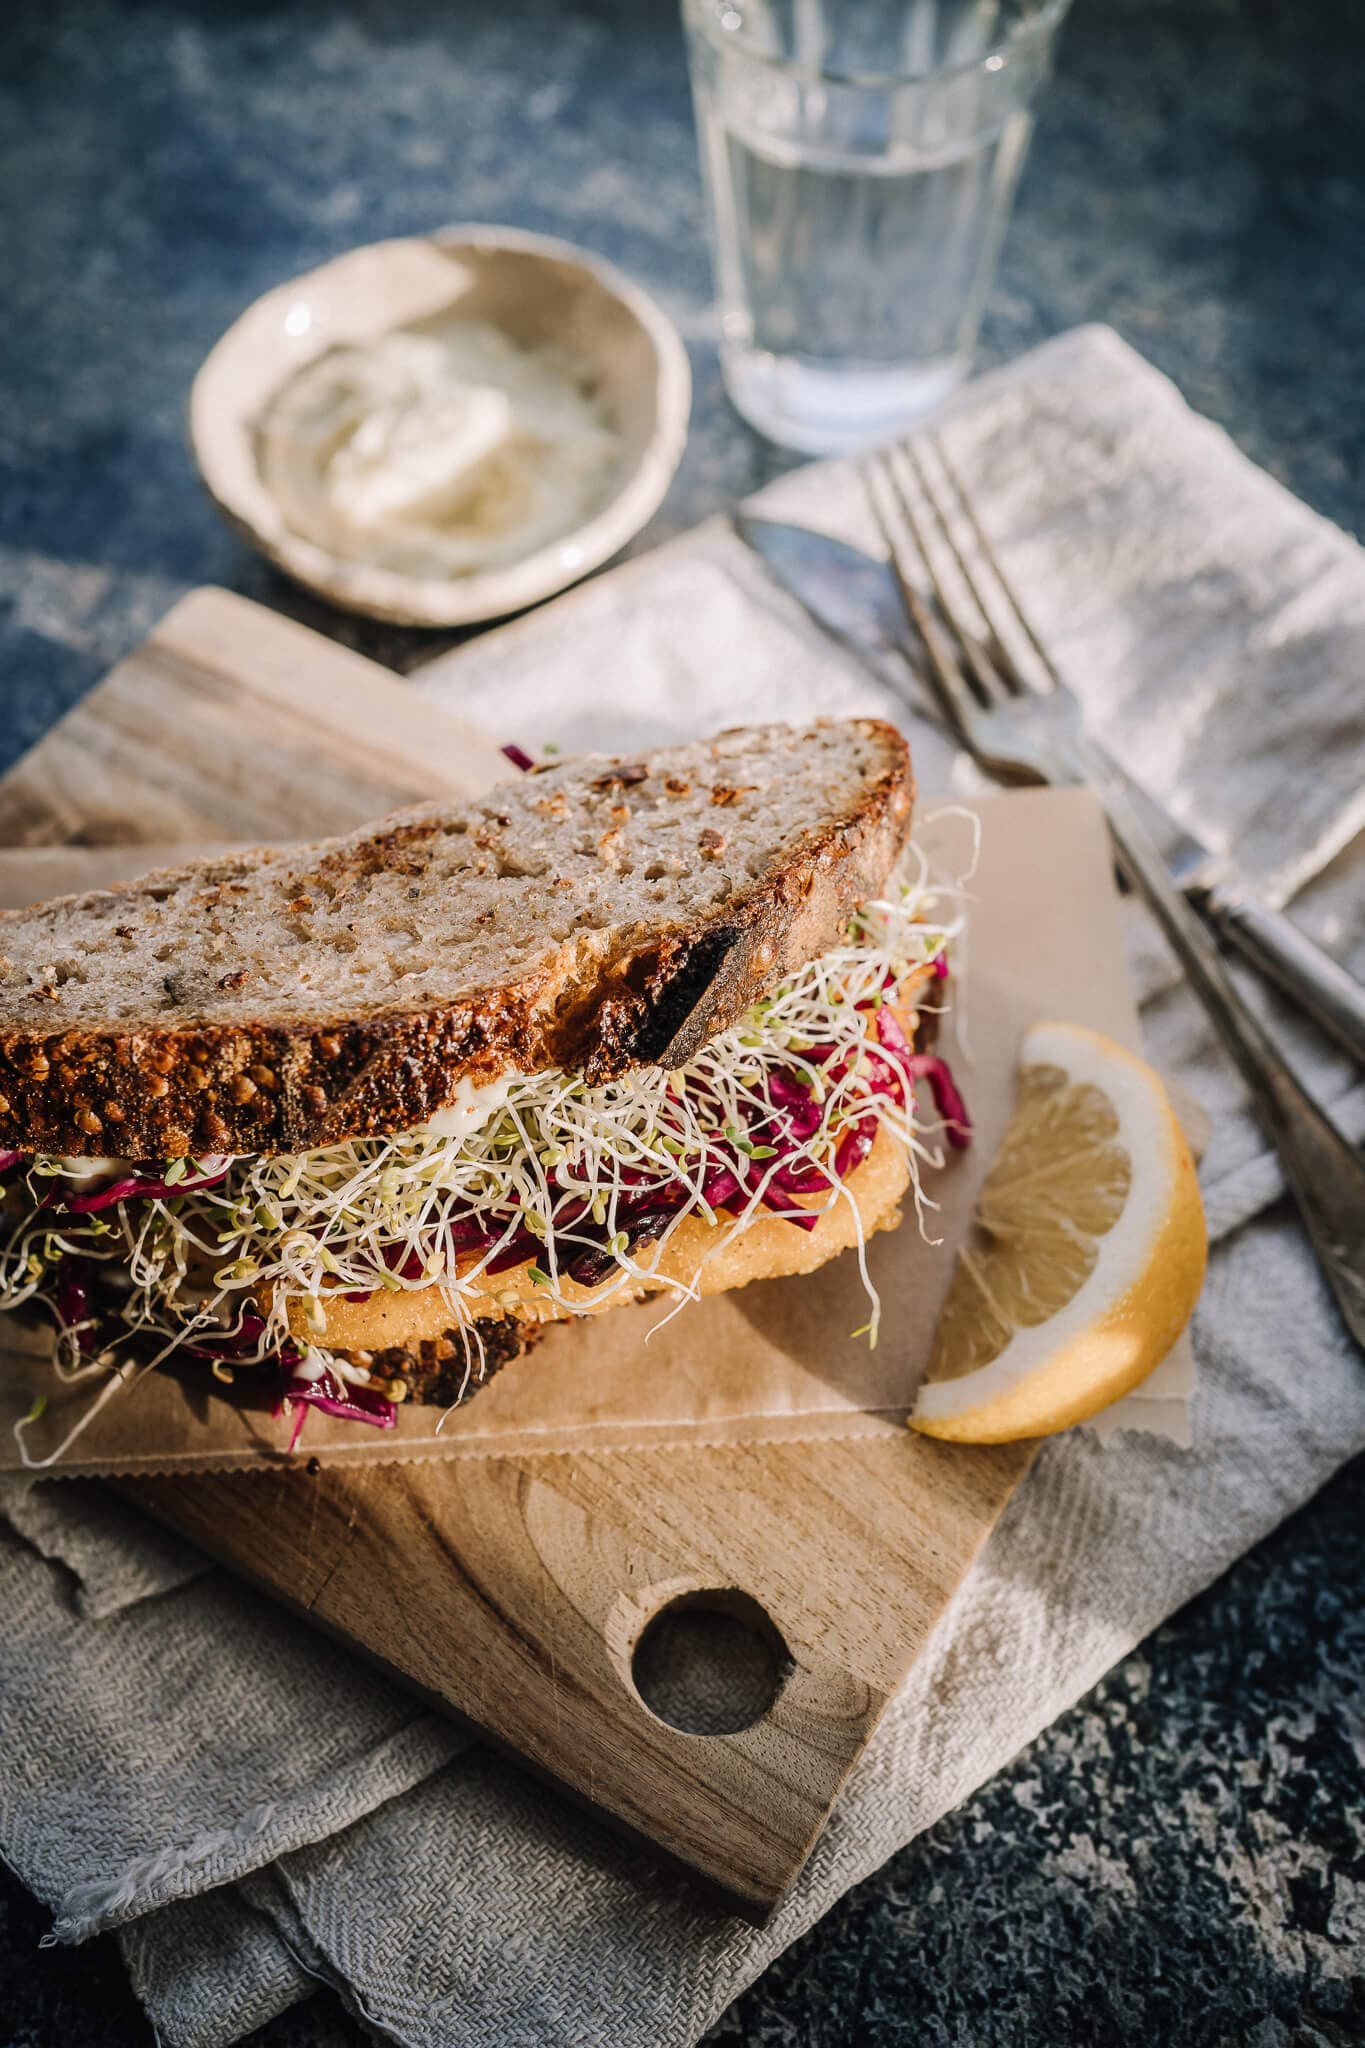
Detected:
[684,0,1068,453]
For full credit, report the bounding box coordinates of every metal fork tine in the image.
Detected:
[929,431,1064,691]
[898,440,1016,708]
[888,444,1031,721]
[861,451,982,743]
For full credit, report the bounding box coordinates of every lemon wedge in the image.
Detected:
[911,1021,1206,1444]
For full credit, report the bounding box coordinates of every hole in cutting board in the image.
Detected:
[631,1588,791,1735]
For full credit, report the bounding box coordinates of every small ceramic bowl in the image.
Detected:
[189,225,691,626]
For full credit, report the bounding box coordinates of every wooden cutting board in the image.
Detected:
[0,587,1033,1912]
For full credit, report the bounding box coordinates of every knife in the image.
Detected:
[738,512,1365,1071]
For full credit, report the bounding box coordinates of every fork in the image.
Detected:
[864,436,1365,1354]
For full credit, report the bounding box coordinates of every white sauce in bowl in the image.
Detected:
[256,322,622,579]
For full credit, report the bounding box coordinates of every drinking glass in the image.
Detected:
[682,0,1071,453]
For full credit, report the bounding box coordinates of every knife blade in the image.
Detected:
[737,511,1365,1070]
[737,517,917,669]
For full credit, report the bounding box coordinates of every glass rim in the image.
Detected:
[682,0,1072,89]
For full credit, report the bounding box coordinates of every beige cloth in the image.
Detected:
[1,326,1362,2047]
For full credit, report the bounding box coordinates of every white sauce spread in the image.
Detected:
[422,1073,523,1141]
[256,323,621,579]
[56,1156,123,1188]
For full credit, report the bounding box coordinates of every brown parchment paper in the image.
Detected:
[0,786,1160,1474]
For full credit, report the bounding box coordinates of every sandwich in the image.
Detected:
[0,719,967,1447]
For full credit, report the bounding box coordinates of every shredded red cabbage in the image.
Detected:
[872,1003,971,1147]
[907,1055,972,1147]
[277,1368,397,1453]
[61,1177,146,1214]
[501,743,535,773]
[186,1306,284,1365]
[54,1259,99,1356]
[62,1157,234,1214]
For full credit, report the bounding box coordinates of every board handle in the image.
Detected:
[610,1583,793,1735]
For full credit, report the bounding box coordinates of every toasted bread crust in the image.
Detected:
[0,721,912,1157]
[362,1314,541,1408]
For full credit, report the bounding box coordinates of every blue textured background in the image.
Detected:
[1,0,1363,2042]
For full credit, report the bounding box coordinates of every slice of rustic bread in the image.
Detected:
[0,719,912,1157]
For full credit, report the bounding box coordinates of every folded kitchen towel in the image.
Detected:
[1,325,1362,2048]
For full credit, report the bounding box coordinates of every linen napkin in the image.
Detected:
[1,325,1362,2048]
